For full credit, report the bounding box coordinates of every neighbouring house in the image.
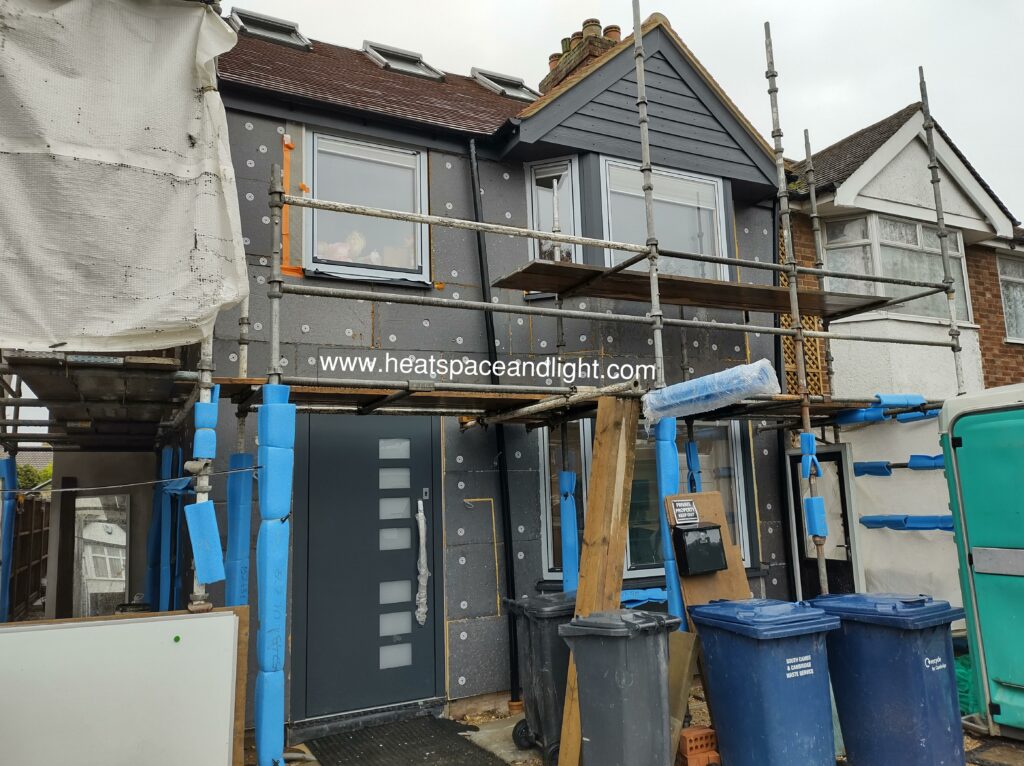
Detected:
[788,102,1022,608]
[211,8,788,734]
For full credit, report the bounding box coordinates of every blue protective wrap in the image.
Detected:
[255,670,285,766]
[834,406,887,425]
[225,452,255,606]
[642,359,780,421]
[854,461,893,477]
[804,495,828,538]
[907,454,944,470]
[192,385,221,459]
[875,393,926,408]
[685,440,702,492]
[859,514,954,531]
[256,385,294,766]
[895,408,940,423]
[558,471,579,593]
[654,418,687,630]
[184,500,225,584]
[158,446,174,611]
[800,432,821,479]
[256,518,290,672]
[0,457,17,621]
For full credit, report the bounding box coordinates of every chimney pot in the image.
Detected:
[560,36,572,54]
[603,24,621,42]
[548,53,561,71]
[569,31,583,49]
[582,18,601,38]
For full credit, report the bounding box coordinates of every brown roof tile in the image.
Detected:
[217,34,527,136]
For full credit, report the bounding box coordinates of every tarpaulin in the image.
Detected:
[0,0,247,350]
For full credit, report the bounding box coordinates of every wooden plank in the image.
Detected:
[494,260,890,319]
[557,396,641,766]
[667,491,752,630]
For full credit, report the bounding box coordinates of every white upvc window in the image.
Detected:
[306,133,429,283]
[540,419,750,580]
[998,255,1024,341]
[823,213,970,321]
[525,157,582,263]
[600,157,728,280]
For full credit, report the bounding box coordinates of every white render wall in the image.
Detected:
[828,316,983,609]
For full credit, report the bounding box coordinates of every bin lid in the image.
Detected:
[810,593,965,630]
[504,591,578,618]
[688,599,839,640]
[558,609,681,638]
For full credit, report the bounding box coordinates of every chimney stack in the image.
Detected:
[540,17,623,94]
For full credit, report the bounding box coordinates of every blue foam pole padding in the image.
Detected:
[859,514,954,531]
[258,399,297,449]
[192,428,216,459]
[262,383,289,405]
[256,518,290,671]
[908,454,944,470]
[800,432,821,479]
[0,457,18,622]
[684,440,702,492]
[834,407,887,425]
[654,418,687,631]
[225,452,255,607]
[184,500,226,584]
[158,446,174,611]
[255,670,285,766]
[896,409,940,423]
[854,461,893,477]
[558,471,579,593]
[875,393,927,408]
[804,496,828,538]
[194,400,219,430]
[258,445,294,519]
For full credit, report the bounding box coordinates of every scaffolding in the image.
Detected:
[0,4,970,764]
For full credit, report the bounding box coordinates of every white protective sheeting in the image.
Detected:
[0,0,247,351]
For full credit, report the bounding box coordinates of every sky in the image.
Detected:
[223,0,1024,221]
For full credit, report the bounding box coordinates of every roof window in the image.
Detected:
[363,41,444,81]
[228,8,312,51]
[471,68,539,101]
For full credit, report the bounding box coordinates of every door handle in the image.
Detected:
[415,499,430,626]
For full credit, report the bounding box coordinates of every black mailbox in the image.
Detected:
[671,522,728,576]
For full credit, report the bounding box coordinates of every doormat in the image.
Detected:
[307,715,507,766]
[968,740,1024,766]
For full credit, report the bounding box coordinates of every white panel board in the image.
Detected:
[0,611,238,765]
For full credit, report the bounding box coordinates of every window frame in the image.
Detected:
[598,156,730,280]
[525,155,583,264]
[538,418,750,581]
[303,132,430,284]
[362,41,444,81]
[471,67,539,102]
[997,254,1024,341]
[823,212,973,323]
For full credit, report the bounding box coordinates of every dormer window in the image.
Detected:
[228,8,311,51]
[363,41,444,81]
[471,68,539,102]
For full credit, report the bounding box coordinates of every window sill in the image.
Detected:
[305,265,434,289]
[829,311,979,331]
[1004,337,1024,346]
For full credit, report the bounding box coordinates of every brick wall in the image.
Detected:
[965,244,1024,388]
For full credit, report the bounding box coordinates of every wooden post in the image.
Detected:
[557,395,640,766]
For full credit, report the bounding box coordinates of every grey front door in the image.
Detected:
[303,415,441,718]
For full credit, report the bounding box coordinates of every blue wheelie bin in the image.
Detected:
[689,599,840,766]
[811,593,966,766]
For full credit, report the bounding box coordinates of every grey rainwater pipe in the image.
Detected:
[468,139,521,703]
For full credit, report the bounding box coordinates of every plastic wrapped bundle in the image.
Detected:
[642,359,781,423]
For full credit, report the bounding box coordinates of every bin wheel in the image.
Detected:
[512,719,534,750]
[543,744,560,766]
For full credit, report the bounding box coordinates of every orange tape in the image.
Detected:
[281,133,303,277]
